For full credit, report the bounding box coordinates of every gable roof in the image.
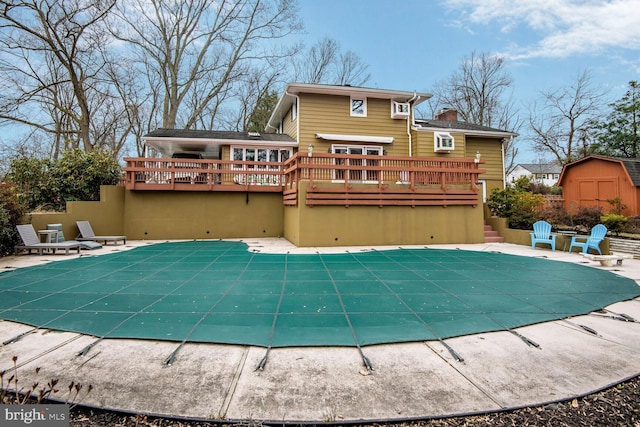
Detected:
[267,83,432,131]
[413,118,518,138]
[515,163,562,174]
[142,129,296,158]
[558,155,640,187]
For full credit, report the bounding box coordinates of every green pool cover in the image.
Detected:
[1,241,638,348]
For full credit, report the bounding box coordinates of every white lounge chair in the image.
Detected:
[15,224,82,255]
[76,221,126,245]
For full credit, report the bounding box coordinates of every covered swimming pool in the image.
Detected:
[1,240,638,351]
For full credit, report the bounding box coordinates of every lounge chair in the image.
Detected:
[569,224,607,255]
[530,220,556,251]
[76,221,126,245]
[47,223,103,250]
[15,224,82,255]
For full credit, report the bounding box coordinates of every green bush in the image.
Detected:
[600,214,628,235]
[0,183,26,256]
[488,187,545,229]
[7,149,121,212]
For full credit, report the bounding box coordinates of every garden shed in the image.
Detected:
[558,155,640,216]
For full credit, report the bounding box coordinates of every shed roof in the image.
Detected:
[559,155,640,187]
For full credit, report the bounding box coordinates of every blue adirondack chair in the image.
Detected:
[569,224,607,255]
[530,220,556,251]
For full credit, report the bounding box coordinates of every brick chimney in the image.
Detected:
[435,108,458,121]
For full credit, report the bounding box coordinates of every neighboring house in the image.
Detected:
[558,155,640,216]
[507,163,562,187]
[47,83,518,247]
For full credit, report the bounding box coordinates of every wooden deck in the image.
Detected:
[123,153,485,207]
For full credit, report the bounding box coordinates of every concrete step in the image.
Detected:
[484,224,504,243]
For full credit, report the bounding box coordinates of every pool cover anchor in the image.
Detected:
[164,345,182,366]
[509,330,540,348]
[255,350,270,371]
[564,320,599,336]
[591,309,638,323]
[77,340,100,357]
[2,329,35,345]
[440,341,464,363]
[359,349,374,372]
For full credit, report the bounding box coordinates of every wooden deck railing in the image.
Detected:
[123,153,485,207]
[123,158,285,192]
[283,153,485,207]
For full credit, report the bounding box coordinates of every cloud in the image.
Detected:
[444,0,640,60]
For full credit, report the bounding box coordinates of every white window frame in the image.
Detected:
[434,132,454,152]
[231,146,292,166]
[291,99,297,121]
[350,96,367,117]
[331,144,382,183]
[231,146,292,185]
[477,180,487,203]
[391,101,410,118]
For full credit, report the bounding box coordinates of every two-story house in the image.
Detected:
[49,83,517,247]
[507,163,562,187]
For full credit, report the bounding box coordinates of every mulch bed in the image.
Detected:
[68,375,640,427]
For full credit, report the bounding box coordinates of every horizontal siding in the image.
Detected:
[299,93,410,154]
[465,137,504,182]
[283,108,297,140]
[413,130,465,158]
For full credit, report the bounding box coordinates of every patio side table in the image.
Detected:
[38,229,59,243]
[556,230,577,251]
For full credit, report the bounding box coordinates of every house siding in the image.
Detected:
[283,107,297,140]
[298,93,410,154]
[412,130,466,158]
[465,137,504,195]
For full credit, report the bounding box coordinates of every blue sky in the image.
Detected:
[297,0,640,162]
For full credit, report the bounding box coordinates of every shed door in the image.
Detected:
[577,178,618,210]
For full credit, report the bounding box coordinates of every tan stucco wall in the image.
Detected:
[123,191,284,240]
[27,184,489,247]
[284,181,485,247]
[29,186,126,240]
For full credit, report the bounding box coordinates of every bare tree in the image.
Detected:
[292,37,371,86]
[335,50,371,86]
[295,37,339,84]
[111,0,301,130]
[0,0,119,154]
[423,51,522,174]
[528,70,605,165]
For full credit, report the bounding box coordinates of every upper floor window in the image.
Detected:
[350,97,367,117]
[434,132,454,152]
[291,99,297,121]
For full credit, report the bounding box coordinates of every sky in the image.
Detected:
[296,0,640,163]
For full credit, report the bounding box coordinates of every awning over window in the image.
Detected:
[315,133,394,144]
